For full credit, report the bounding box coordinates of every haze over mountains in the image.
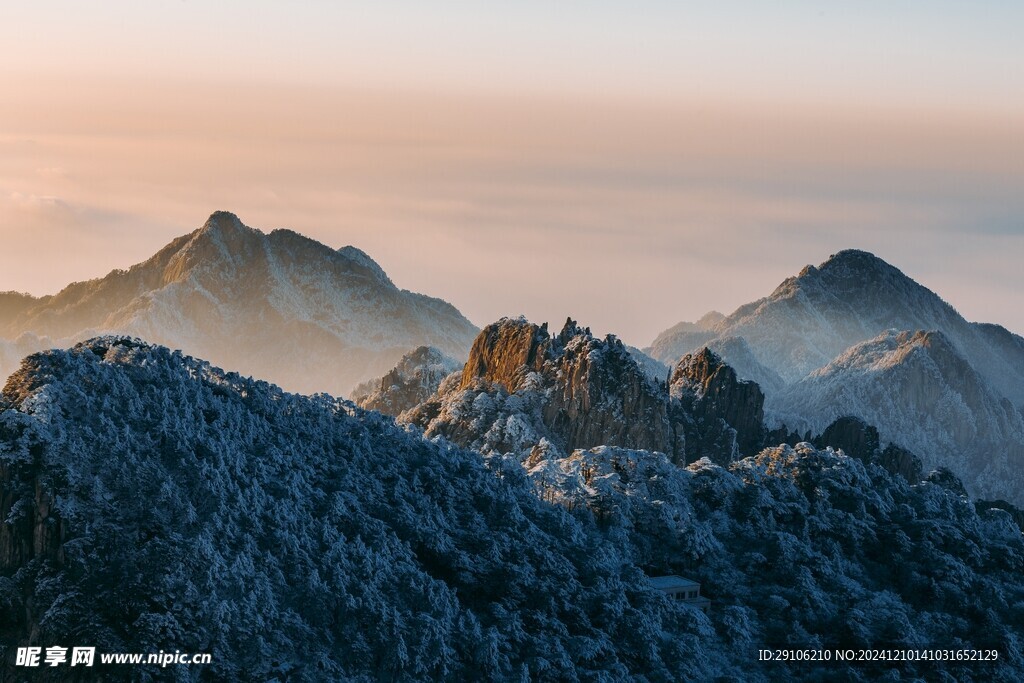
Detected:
[2,215,1024,679]
[648,249,1024,406]
[0,212,477,395]
[2,216,1020,503]
[647,249,1024,502]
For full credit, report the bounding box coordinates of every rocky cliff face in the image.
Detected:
[0,381,65,572]
[351,346,460,417]
[807,416,924,484]
[407,317,686,460]
[541,320,681,457]
[403,317,770,467]
[670,348,767,463]
[459,318,553,392]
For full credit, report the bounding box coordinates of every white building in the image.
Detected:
[648,575,711,613]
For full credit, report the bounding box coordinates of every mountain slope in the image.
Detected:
[2,338,1021,681]
[0,212,478,395]
[768,329,1024,503]
[351,345,461,417]
[0,336,718,681]
[515,441,1024,682]
[646,311,723,367]
[647,250,1024,407]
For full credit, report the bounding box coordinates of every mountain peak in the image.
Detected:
[0,213,479,395]
[337,245,393,286]
[818,248,896,274]
[786,250,904,293]
[198,210,249,236]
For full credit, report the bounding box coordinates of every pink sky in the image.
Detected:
[2,4,1023,344]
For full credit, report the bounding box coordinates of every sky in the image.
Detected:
[1,2,1023,345]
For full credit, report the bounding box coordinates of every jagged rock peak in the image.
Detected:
[670,347,734,395]
[671,347,766,457]
[558,317,587,344]
[460,317,553,392]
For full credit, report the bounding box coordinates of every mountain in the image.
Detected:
[647,250,1024,408]
[669,347,767,459]
[4,337,1022,681]
[0,292,36,327]
[626,345,670,383]
[768,329,1024,503]
[351,345,460,417]
[516,440,1024,682]
[0,336,720,681]
[647,311,723,366]
[0,212,478,395]
[403,316,766,466]
[702,336,785,396]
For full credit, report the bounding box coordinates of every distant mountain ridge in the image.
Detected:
[0,211,478,395]
[647,249,1024,503]
[769,329,1024,502]
[648,249,1024,407]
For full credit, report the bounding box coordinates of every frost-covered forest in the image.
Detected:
[1,337,1022,681]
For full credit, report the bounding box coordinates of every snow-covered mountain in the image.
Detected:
[768,329,1024,503]
[0,336,711,680]
[3,337,1021,681]
[0,212,478,395]
[646,310,723,367]
[647,250,1024,408]
[351,345,460,417]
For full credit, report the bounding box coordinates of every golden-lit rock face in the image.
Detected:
[407,316,770,465]
[460,319,552,393]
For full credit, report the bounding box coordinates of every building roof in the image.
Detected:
[648,575,700,590]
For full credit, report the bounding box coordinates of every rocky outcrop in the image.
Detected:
[809,415,923,483]
[812,416,880,461]
[0,466,65,571]
[877,444,924,483]
[976,499,1024,532]
[670,348,766,461]
[405,318,772,467]
[926,467,969,497]
[351,346,460,417]
[406,317,688,461]
[460,318,553,392]
[540,319,680,457]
